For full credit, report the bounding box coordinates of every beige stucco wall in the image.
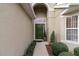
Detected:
[0,3,33,55]
[35,12,46,18]
[54,8,66,42]
[47,11,55,42]
[46,4,55,42]
[47,8,65,42]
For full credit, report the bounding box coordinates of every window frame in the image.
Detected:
[65,15,79,44]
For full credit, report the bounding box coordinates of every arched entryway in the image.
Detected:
[33,3,48,41]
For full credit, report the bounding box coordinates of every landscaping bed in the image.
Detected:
[23,40,36,56]
[46,44,53,56]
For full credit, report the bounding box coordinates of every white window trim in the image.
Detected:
[64,15,79,44]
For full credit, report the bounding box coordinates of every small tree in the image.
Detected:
[50,31,56,43]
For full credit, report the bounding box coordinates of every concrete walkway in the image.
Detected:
[33,42,49,56]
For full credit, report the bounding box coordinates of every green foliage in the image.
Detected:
[51,42,69,56]
[50,31,56,43]
[23,41,36,56]
[58,52,74,56]
[74,47,79,56]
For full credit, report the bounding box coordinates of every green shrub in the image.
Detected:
[51,42,69,56]
[58,52,74,56]
[74,47,79,56]
[23,41,36,56]
[50,31,56,43]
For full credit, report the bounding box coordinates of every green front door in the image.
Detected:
[35,24,44,39]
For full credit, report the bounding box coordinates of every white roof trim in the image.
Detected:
[62,5,79,15]
[20,3,35,19]
[54,4,70,9]
[60,9,69,15]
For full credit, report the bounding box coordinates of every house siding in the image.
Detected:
[0,3,33,55]
[47,7,79,52]
[47,8,65,42]
[53,8,79,52]
[61,11,79,52]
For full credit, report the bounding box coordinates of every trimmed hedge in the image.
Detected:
[50,31,56,43]
[58,52,74,56]
[74,47,79,56]
[23,41,36,56]
[51,42,69,56]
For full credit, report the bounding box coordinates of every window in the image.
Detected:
[66,15,78,42]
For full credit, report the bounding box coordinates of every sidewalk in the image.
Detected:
[33,42,49,56]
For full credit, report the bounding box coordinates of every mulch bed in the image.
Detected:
[46,44,53,56]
